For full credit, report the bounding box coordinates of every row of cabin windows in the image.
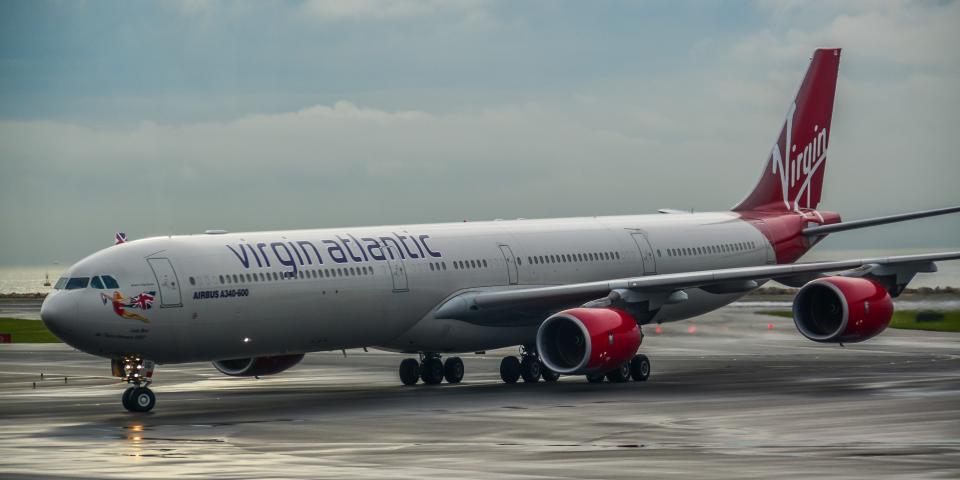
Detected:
[454,259,488,270]
[192,265,376,286]
[528,251,619,266]
[662,241,757,258]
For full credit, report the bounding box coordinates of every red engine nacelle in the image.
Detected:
[793,277,893,343]
[536,307,642,375]
[212,353,305,377]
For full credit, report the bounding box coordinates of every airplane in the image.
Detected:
[40,48,960,413]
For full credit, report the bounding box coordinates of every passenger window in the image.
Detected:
[188,277,196,286]
[483,259,489,267]
[430,263,435,271]
[90,276,105,289]
[219,275,225,284]
[442,262,447,270]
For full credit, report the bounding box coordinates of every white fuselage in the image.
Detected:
[42,212,773,363]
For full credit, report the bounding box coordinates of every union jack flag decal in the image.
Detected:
[115,232,127,245]
[128,291,155,310]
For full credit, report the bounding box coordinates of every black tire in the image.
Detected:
[607,363,631,383]
[541,366,560,382]
[586,373,606,384]
[630,354,650,382]
[499,356,521,384]
[520,356,541,383]
[443,357,464,384]
[420,358,444,385]
[121,387,137,411]
[130,387,156,413]
[399,358,420,385]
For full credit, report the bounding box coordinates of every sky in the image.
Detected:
[1,0,958,266]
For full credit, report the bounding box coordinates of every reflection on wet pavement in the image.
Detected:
[1,309,959,479]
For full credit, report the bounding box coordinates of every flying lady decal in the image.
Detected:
[101,291,155,323]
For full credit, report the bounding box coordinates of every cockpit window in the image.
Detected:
[90,276,105,289]
[65,277,90,290]
[54,277,68,290]
[102,275,119,289]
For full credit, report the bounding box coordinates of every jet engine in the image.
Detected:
[793,277,893,343]
[536,307,641,375]
[212,353,305,377]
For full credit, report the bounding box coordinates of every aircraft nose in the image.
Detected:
[41,293,78,344]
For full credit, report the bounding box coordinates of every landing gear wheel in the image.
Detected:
[607,363,631,383]
[500,356,521,384]
[443,357,464,384]
[586,373,606,383]
[520,356,541,383]
[121,387,137,411]
[126,387,156,413]
[541,367,560,382]
[420,357,444,385]
[630,354,650,382]
[399,358,420,385]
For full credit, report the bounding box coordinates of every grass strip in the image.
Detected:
[0,318,61,343]
[758,310,960,333]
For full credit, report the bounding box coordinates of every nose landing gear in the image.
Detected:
[112,355,157,413]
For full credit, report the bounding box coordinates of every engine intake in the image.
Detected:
[793,277,893,343]
[212,353,305,377]
[536,307,641,375]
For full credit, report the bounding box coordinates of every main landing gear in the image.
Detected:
[398,353,464,386]
[588,354,650,384]
[499,345,558,384]
[112,355,157,413]
[396,349,648,386]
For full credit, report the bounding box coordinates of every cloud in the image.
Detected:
[736,1,960,68]
[300,0,488,20]
[1,1,958,266]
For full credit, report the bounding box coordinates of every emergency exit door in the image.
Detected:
[630,233,657,275]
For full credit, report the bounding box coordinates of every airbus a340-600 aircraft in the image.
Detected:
[41,49,960,413]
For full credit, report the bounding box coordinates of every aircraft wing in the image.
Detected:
[434,251,960,321]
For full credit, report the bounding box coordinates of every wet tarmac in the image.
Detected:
[1,309,959,479]
[0,298,43,320]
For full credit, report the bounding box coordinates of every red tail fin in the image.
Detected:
[733,48,841,212]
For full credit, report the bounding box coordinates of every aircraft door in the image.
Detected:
[630,233,657,275]
[147,258,183,307]
[498,245,519,285]
[384,246,409,292]
[754,221,777,265]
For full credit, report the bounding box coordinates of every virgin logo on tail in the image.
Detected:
[769,103,828,211]
[732,48,840,213]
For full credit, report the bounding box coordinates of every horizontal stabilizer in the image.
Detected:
[803,205,960,236]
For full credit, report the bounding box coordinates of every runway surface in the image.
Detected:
[1,309,959,479]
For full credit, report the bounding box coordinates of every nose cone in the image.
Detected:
[41,293,79,346]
